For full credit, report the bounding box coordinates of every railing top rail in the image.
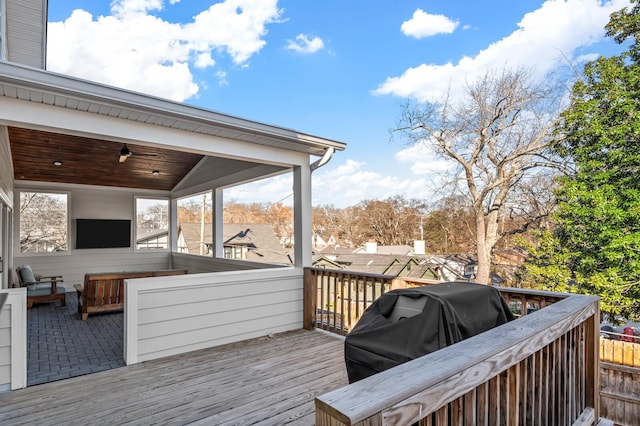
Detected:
[316,293,599,424]
[307,268,571,299]
[306,267,396,281]
[494,285,573,299]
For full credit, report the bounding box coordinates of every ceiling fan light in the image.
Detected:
[152,170,160,175]
[53,160,63,166]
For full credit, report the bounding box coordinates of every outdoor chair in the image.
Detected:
[16,265,66,308]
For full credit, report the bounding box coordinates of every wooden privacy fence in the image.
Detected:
[599,338,640,425]
[303,268,601,425]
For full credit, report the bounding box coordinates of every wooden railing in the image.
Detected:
[304,268,601,425]
[303,268,402,335]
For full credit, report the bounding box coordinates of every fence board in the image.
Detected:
[599,361,640,426]
[600,338,640,367]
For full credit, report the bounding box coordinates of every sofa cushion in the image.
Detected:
[19,266,36,284]
[27,283,66,297]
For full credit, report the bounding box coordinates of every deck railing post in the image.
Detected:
[584,299,600,420]
[303,268,317,330]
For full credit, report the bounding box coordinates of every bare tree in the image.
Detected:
[423,196,476,254]
[395,69,561,284]
[20,192,67,253]
[353,196,426,246]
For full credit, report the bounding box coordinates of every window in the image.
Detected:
[19,191,68,254]
[176,191,212,256]
[222,173,294,265]
[135,198,169,250]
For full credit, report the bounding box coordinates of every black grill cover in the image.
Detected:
[344,282,515,383]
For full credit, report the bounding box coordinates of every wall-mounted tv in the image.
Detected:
[76,219,131,249]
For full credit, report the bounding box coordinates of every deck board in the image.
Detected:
[0,329,347,425]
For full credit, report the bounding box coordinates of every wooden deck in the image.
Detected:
[0,329,347,425]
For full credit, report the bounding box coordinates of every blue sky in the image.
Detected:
[47,0,630,207]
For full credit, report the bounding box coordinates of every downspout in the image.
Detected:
[310,147,335,172]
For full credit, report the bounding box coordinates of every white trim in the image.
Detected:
[0,97,315,166]
[124,278,139,365]
[0,0,6,62]
[134,196,170,253]
[14,189,70,257]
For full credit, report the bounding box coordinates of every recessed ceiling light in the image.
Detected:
[53,160,63,166]
[152,170,160,175]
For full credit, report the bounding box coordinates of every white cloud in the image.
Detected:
[221,156,451,207]
[311,159,433,207]
[395,144,454,176]
[575,53,601,63]
[401,9,459,38]
[286,34,325,53]
[224,174,294,205]
[111,0,163,17]
[375,0,630,102]
[47,0,283,101]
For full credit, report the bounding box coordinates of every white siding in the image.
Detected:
[125,268,303,364]
[5,0,45,68]
[0,304,11,390]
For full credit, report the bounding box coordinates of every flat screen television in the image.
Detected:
[76,219,131,249]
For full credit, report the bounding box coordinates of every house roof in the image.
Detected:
[319,246,357,255]
[312,253,423,276]
[376,245,414,256]
[0,62,346,191]
[0,63,346,156]
[178,223,290,264]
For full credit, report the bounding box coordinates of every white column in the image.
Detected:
[293,165,312,267]
[214,188,223,258]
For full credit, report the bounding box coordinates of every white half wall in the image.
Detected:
[124,267,304,364]
[171,253,282,274]
[0,289,26,392]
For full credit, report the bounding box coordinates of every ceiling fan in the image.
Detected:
[119,143,157,163]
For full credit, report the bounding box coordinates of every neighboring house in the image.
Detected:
[351,241,420,256]
[313,234,338,250]
[177,223,291,265]
[351,244,414,256]
[136,229,169,250]
[312,253,439,280]
[424,254,478,281]
[0,0,345,391]
[312,250,502,283]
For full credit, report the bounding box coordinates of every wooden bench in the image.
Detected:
[74,269,187,320]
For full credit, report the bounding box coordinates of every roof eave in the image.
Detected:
[0,62,347,155]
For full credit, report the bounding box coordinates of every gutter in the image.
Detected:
[310,147,335,172]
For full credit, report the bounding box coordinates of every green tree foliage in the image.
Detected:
[526,1,640,320]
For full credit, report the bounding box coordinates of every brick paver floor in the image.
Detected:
[27,291,125,386]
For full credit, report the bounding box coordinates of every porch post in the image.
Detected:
[293,165,312,267]
[213,188,223,258]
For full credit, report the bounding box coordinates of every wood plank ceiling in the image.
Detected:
[9,127,204,191]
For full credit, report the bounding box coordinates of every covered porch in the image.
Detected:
[0,59,345,392]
